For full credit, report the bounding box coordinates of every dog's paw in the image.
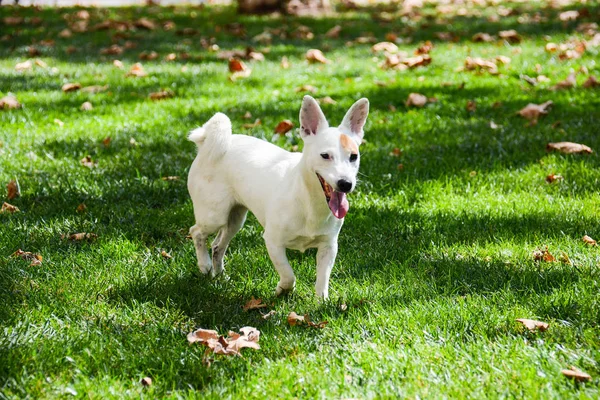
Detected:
[198,263,213,276]
[275,281,296,296]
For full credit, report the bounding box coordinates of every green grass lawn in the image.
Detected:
[1,1,599,398]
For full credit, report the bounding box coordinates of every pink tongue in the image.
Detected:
[328,191,349,219]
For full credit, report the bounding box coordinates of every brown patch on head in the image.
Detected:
[340,134,358,154]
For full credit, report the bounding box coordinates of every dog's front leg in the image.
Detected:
[315,243,338,299]
[264,238,296,295]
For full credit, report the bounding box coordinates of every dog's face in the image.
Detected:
[299,96,369,219]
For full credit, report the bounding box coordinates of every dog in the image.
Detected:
[187,95,369,298]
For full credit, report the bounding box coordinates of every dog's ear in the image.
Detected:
[339,98,369,143]
[299,95,328,137]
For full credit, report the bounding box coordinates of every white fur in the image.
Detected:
[187,96,369,298]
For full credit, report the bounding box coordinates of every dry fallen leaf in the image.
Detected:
[274,120,294,135]
[76,203,87,213]
[100,44,123,55]
[228,58,247,72]
[582,76,599,88]
[551,72,576,90]
[1,202,20,214]
[516,318,549,332]
[464,57,498,74]
[582,235,597,246]
[498,29,521,43]
[280,56,290,69]
[0,95,21,110]
[139,51,158,61]
[466,100,476,112]
[165,53,176,61]
[59,28,73,38]
[62,83,81,92]
[295,85,317,93]
[161,250,172,259]
[405,93,428,107]
[472,32,495,42]
[80,101,93,111]
[318,96,336,105]
[546,142,593,154]
[517,101,553,123]
[113,59,124,69]
[149,90,174,101]
[262,310,276,319]
[187,326,260,356]
[15,60,33,71]
[127,63,147,78]
[81,85,108,93]
[187,328,219,344]
[546,174,563,183]
[287,312,328,328]
[325,25,342,38]
[372,42,398,53]
[403,54,431,68]
[532,247,555,262]
[559,10,579,22]
[306,49,330,64]
[67,232,98,241]
[415,40,433,55]
[243,297,268,311]
[242,119,261,129]
[7,180,20,200]
[135,17,156,30]
[561,366,591,382]
[287,311,305,326]
[102,137,112,147]
[80,155,97,168]
[12,249,42,266]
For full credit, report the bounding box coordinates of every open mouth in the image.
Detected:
[316,173,349,219]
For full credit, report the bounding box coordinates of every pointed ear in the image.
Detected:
[299,95,328,137]
[339,98,369,143]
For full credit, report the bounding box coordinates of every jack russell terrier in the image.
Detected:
[187,95,369,298]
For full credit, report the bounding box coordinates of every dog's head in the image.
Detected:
[299,95,369,219]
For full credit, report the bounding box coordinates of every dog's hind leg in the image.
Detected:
[211,205,248,276]
[190,224,214,276]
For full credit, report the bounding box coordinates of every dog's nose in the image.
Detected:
[337,179,353,193]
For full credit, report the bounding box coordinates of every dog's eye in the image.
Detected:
[349,154,358,162]
[320,153,331,160]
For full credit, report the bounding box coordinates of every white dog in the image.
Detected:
[187,95,369,298]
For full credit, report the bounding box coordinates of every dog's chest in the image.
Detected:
[281,217,341,252]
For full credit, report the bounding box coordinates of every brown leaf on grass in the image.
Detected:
[12,249,42,266]
[67,232,98,241]
[228,58,247,72]
[161,250,172,259]
[3,16,24,26]
[165,53,176,61]
[113,59,124,69]
[389,148,402,157]
[546,174,563,183]
[325,25,342,38]
[405,93,428,108]
[582,235,597,246]
[495,55,511,65]
[372,42,398,53]
[80,102,93,111]
[80,155,97,168]
[7,180,20,200]
[545,43,558,52]
[466,100,476,112]
[464,57,499,74]
[102,137,112,147]
[15,60,32,71]
[561,366,591,382]
[404,54,431,68]
[243,297,268,311]
[76,203,87,213]
[187,328,219,344]
[262,310,276,319]
[280,56,290,69]
[498,29,521,43]
[415,40,433,55]
[318,96,337,105]
[551,72,576,90]
[149,90,174,101]
[295,84,317,93]
[62,83,81,92]
[100,44,123,55]
[521,74,538,86]
[127,63,147,77]
[59,28,73,38]
[139,51,158,61]
[517,101,553,123]
[306,49,330,64]
[583,76,599,88]
[532,247,555,262]
[1,202,20,214]
[287,311,305,326]
[472,32,495,42]
[546,142,593,154]
[82,85,108,94]
[274,120,294,135]
[0,95,21,110]
[516,318,549,332]
[134,18,155,30]
[242,119,261,129]
[305,314,328,329]
[559,10,579,22]
[34,59,47,69]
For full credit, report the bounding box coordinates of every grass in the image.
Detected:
[1,1,599,398]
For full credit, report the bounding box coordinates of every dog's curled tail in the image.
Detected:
[188,112,232,161]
